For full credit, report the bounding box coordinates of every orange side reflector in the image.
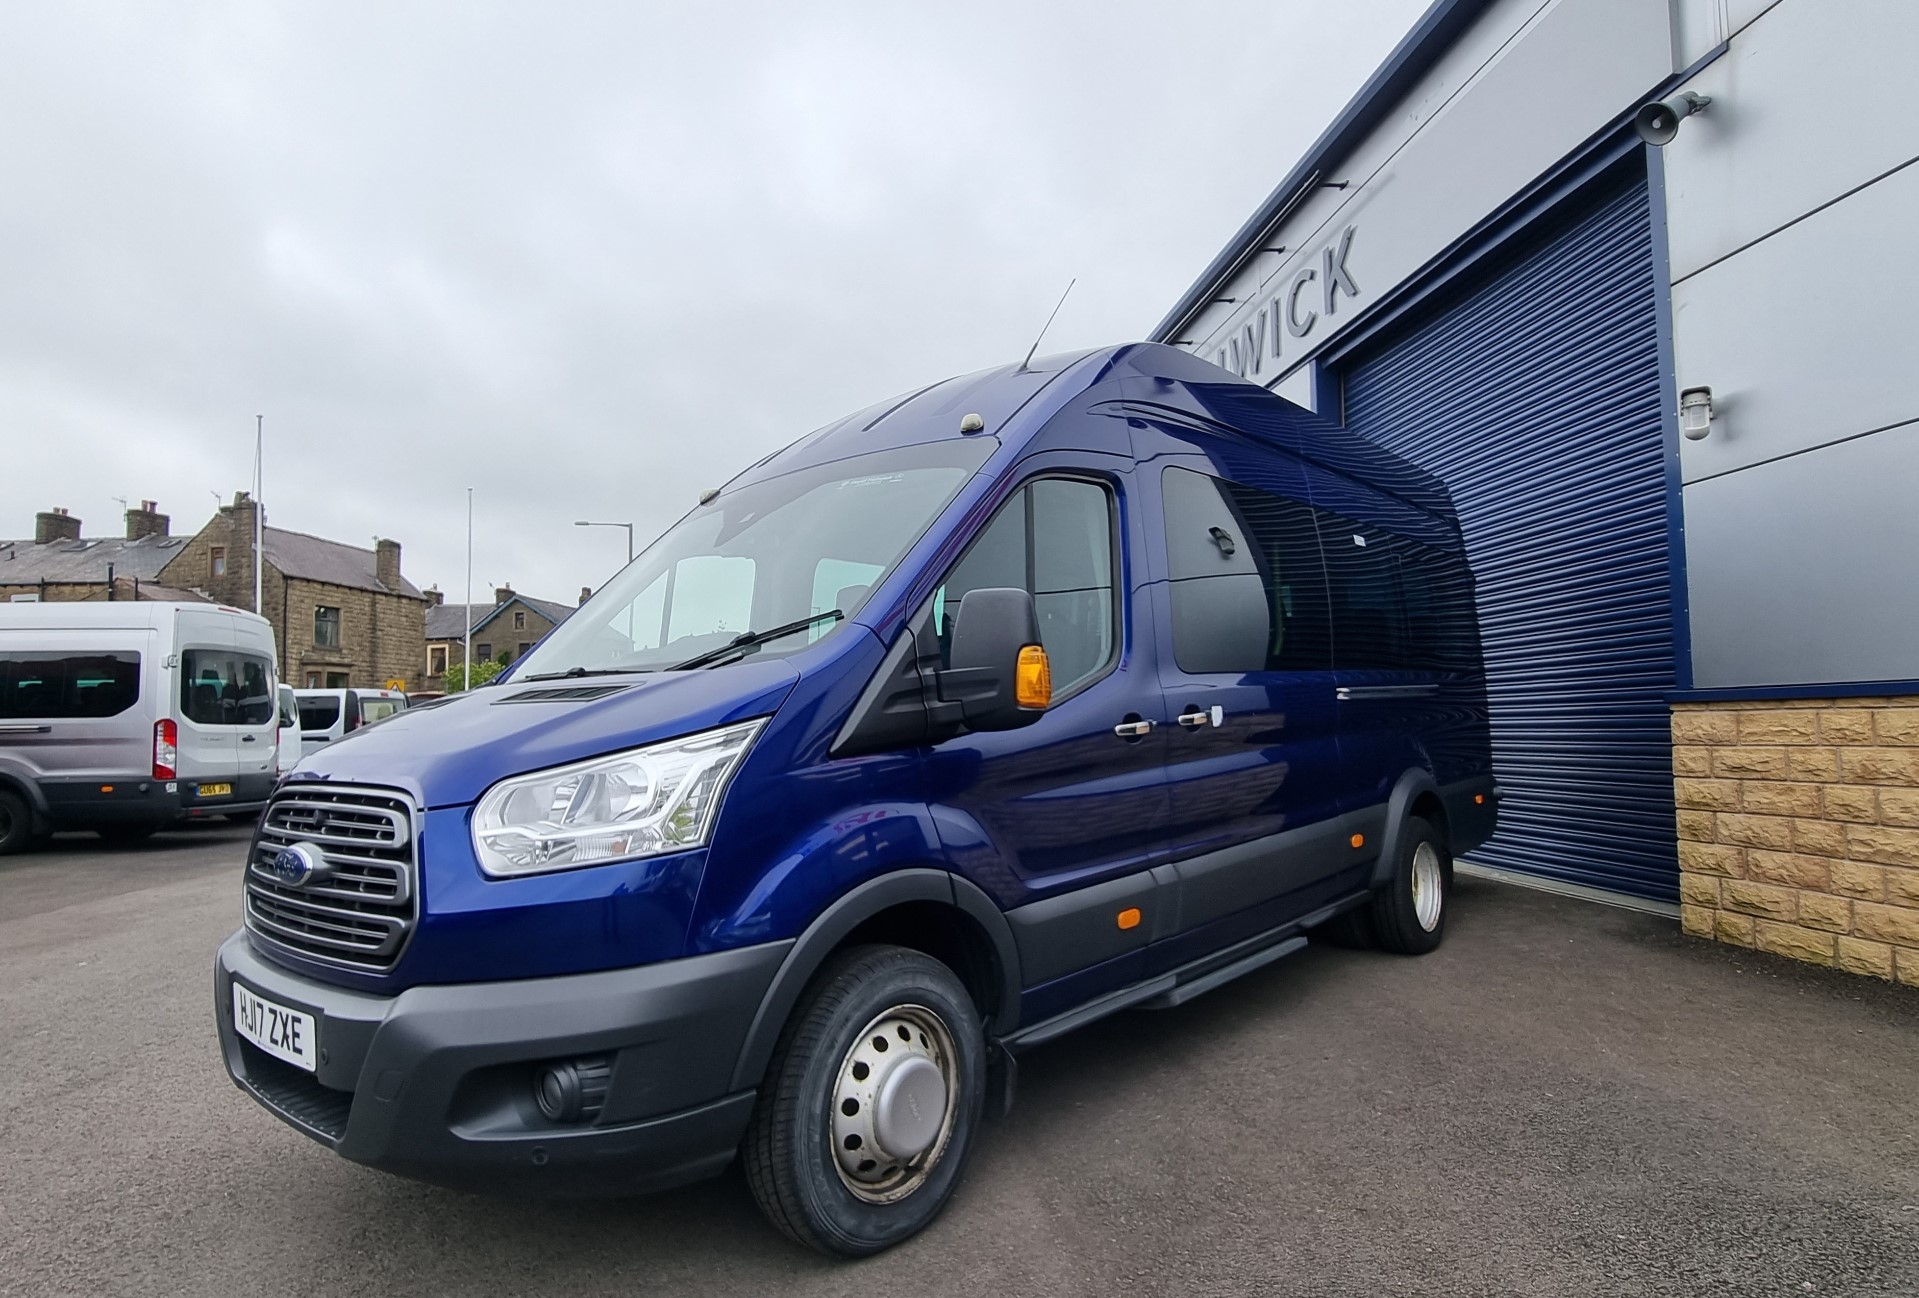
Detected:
[1474,794,1486,805]
[1015,644,1052,709]
[1116,907,1142,930]
[1350,834,1365,849]
[100,785,114,794]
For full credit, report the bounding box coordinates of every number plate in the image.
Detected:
[233,982,318,1072]
[197,783,233,798]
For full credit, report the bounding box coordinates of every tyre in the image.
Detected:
[96,823,160,846]
[743,945,985,1257]
[0,788,32,856]
[1366,815,1450,955]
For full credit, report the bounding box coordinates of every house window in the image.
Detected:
[475,643,491,662]
[210,546,227,578]
[517,642,532,660]
[513,610,526,630]
[304,671,321,687]
[428,645,447,675]
[325,671,349,688]
[314,606,341,647]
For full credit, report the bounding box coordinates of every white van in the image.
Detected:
[274,683,300,780]
[292,687,407,759]
[0,602,281,852]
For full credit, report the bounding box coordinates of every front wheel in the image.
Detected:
[1366,815,1450,955]
[742,945,984,1257]
[0,789,33,856]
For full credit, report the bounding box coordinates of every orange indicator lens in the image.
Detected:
[1116,907,1142,930]
[1015,644,1052,709]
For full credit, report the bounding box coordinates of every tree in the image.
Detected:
[442,659,503,693]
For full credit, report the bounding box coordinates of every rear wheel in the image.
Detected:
[0,789,32,856]
[1367,815,1449,955]
[743,945,984,1257]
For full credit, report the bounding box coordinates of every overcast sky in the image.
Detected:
[0,0,1427,606]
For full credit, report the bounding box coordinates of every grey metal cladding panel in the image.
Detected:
[1673,161,1919,483]
[1340,176,1677,901]
[1180,0,1671,377]
[1664,0,1919,281]
[1685,429,1919,688]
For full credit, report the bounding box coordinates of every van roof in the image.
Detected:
[747,342,1450,518]
[0,600,272,631]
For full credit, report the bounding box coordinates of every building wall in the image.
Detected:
[0,581,107,602]
[281,578,426,691]
[1675,697,1919,983]
[422,600,562,690]
[1664,0,1919,688]
[160,502,425,690]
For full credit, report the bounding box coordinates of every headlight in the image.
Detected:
[471,719,766,878]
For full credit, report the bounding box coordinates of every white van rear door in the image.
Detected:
[174,612,275,786]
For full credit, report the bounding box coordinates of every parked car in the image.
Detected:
[291,687,407,759]
[0,601,280,851]
[214,343,1495,1255]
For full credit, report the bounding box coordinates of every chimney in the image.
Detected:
[579,586,592,606]
[423,584,444,607]
[35,507,81,544]
[125,499,169,541]
[495,585,514,606]
[375,539,402,591]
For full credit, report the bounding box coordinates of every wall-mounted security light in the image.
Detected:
[1679,386,1714,440]
[1635,91,1711,146]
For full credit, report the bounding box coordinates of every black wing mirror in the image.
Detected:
[939,587,1051,731]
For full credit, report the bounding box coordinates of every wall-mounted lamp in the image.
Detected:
[1635,91,1711,146]
[1679,385,1714,440]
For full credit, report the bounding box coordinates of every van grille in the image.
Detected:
[244,786,418,972]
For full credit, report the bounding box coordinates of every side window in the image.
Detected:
[1161,467,1334,674]
[0,652,142,719]
[1316,510,1471,674]
[934,478,1118,696]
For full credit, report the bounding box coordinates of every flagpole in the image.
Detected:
[253,414,264,614]
[464,487,473,686]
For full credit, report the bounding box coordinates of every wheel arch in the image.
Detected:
[728,869,1021,1093]
[1369,768,1448,889]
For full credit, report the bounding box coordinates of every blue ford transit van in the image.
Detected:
[215,343,1494,1256]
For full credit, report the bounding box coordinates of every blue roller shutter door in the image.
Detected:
[1337,175,1677,901]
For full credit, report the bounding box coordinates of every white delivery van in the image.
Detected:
[292,687,407,759]
[0,602,281,852]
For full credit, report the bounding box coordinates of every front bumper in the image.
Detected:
[214,930,791,1196]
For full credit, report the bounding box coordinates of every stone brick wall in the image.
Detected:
[1675,698,1919,984]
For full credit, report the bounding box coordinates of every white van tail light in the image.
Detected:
[153,719,177,780]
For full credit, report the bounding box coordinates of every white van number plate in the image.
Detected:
[233,982,317,1072]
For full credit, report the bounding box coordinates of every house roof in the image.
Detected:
[1149,0,1496,344]
[263,527,424,599]
[425,594,575,642]
[0,534,190,585]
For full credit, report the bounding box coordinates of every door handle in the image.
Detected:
[1112,719,1155,738]
[1176,706,1225,729]
[242,735,257,743]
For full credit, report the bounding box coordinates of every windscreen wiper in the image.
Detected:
[669,610,845,671]
[519,666,651,682]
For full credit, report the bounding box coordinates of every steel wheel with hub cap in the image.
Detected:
[1365,814,1451,955]
[743,945,984,1256]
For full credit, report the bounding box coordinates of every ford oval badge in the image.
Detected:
[268,842,329,888]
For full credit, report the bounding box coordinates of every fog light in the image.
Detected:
[534,1056,612,1123]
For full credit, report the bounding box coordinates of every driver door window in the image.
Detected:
[935,477,1117,697]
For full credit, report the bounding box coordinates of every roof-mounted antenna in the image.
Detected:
[1019,278,1076,372]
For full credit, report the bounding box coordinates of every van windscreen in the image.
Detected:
[181,650,275,726]
[517,438,992,677]
[0,652,141,718]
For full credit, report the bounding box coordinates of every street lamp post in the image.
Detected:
[575,519,634,564]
